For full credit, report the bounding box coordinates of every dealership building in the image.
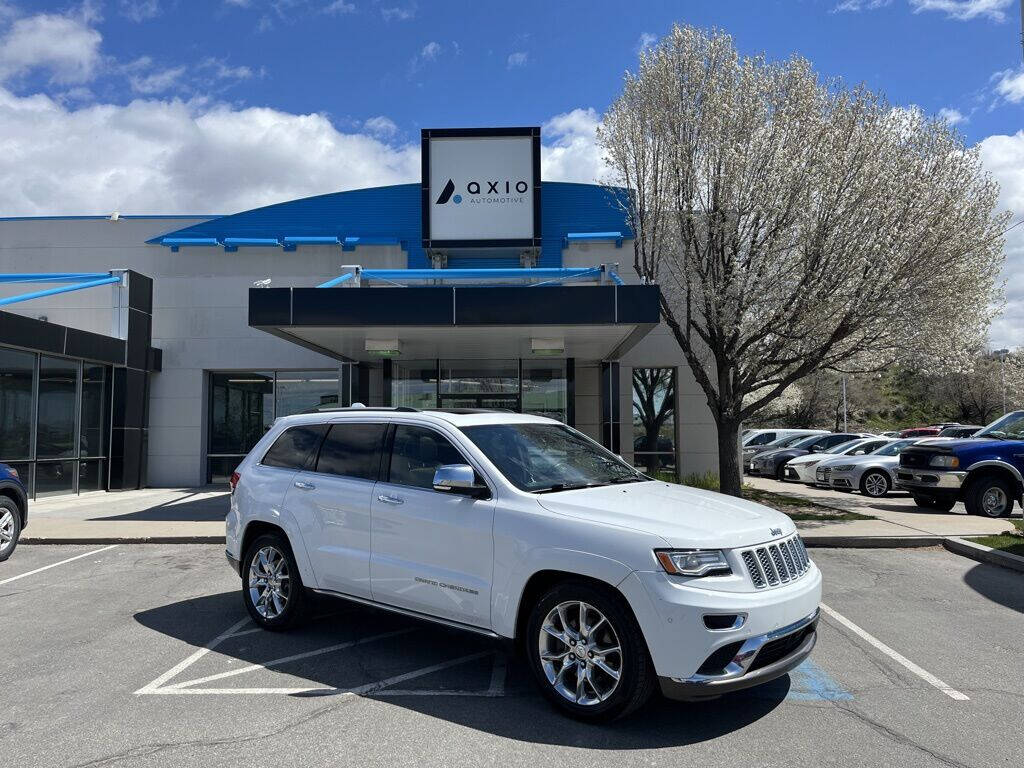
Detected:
[0,127,718,498]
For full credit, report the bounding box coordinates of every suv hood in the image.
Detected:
[536,481,795,550]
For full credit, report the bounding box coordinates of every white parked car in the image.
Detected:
[741,428,829,448]
[226,408,821,721]
[815,438,949,498]
[783,437,893,484]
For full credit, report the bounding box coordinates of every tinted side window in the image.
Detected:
[749,432,775,446]
[262,425,327,470]
[315,423,387,480]
[820,435,851,449]
[389,425,467,490]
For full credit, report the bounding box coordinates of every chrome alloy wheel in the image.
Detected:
[248,546,291,619]
[863,472,889,497]
[538,600,622,706]
[0,510,14,552]
[982,486,1009,517]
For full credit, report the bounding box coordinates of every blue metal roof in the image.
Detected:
[149,182,632,269]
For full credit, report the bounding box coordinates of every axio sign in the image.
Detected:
[421,127,541,248]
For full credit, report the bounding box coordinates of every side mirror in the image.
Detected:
[433,464,488,496]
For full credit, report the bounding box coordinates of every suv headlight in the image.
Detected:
[655,549,732,577]
[929,455,959,468]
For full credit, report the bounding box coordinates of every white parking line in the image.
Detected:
[820,603,969,701]
[0,544,118,586]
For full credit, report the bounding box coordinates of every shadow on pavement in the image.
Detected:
[88,491,228,522]
[962,562,1024,614]
[134,590,788,747]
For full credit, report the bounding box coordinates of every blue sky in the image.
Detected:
[1,0,1024,345]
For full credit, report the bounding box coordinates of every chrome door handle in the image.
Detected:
[377,494,404,505]
[294,480,316,491]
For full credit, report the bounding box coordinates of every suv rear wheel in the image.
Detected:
[0,498,21,562]
[526,581,655,722]
[242,533,306,630]
[965,476,1015,518]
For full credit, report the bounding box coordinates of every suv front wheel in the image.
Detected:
[242,533,306,630]
[0,498,21,562]
[526,581,655,722]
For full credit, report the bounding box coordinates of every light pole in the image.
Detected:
[995,348,1009,416]
[841,376,848,432]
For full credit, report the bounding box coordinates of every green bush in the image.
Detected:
[680,471,720,491]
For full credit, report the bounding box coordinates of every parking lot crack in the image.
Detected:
[65,697,359,768]
[832,701,975,768]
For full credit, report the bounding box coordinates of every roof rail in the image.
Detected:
[299,405,419,414]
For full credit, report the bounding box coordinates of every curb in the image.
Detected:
[942,536,1024,574]
[802,535,940,548]
[22,536,226,545]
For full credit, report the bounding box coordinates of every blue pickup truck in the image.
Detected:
[896,411,1024,518]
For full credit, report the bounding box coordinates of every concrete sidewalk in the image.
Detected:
[20,480,1019,545]
[743,475,1016,540]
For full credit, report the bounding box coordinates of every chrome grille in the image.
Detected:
[740,535,811,589]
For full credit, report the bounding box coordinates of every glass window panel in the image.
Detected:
[207,456,242,485]
[261,425,328,471]
[440,359,518,395]
[522,359,566,422]
[35,460,76,497]
[37,356,79,459]
[80,364,108,457]
[275,370,340,417]
[632,367,676,478]
[209,372,273,455]
[0,347,35,460]
[392,361,438,409]
[78,459,105,492]
[388,425,466,489]
[315,423,387,480]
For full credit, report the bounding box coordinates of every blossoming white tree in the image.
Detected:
[599,25,1008,496]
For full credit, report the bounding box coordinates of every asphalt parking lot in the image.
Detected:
[1,544,1022,768]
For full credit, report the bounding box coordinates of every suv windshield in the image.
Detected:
[461,423,645,493]
[976,411,1024,440]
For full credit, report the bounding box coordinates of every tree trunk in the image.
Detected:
[717,417,743,497]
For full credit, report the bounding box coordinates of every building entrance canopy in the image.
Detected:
[248,270,660,363]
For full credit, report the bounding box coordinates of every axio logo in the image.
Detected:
[435,177,528,205]
[435,178,460,205]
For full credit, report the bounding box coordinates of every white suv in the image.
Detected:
[225,407,821,721]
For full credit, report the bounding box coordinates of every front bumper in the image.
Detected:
[619,562,822,682]
[659,610,819,700]
[895,469,966,491]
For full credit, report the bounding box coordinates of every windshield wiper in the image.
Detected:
[533,482,604,494]
[609,476,646,484]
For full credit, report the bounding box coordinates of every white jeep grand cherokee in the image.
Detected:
[225,407,821,721]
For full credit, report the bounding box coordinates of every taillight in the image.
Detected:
[8,468,18,480]
[229,471,240,494]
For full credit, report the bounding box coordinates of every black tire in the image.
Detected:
[774,463,787,481]
[930,497,957,512]
[964,475,1015,518]
[0,497,21,563]
[911,494,933,509]
[525,580,655,722]
[242,532,306,630]
[859,470,890,498]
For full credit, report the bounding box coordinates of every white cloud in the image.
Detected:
[507,51,528,69]
[129,65,185,94]
[541,108,612,184]
[0,89,612,218]
[833,0,893,12]
[119,0,160,22]
[908,0,1012,21]
[938,107,966,124]
[381,3,415,21]
[363,114,397,138]
[420,41,441,60]
[994,66,1024,103]
[323,0,356,13]
[0,11,103,85]
[979,132,1024,348]
[636,32,657,53]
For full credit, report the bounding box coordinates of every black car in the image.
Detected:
[747,433,871,480]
